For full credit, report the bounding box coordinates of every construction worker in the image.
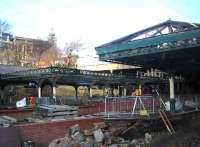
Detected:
[131,88,141,96]
[28,96,36,107]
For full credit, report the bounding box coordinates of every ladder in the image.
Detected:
[159,110,175,135]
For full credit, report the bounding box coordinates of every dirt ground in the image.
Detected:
[148,117,200,147]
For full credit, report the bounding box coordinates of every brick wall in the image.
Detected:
[14,117,102,146]
[0,109,33,121]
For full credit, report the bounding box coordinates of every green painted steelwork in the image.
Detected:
[0,67,136,85]
[95,20,200,72]
[96,29,200,56]
[99,36,200,60]
[95,20,200,74]
[97,20,200,49]
[0,67,168,86]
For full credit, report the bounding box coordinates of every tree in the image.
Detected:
[0,45,14,65]
[0,19,12,64]
[63,40,83,68]
[40,45,61,66]
[0,19,11,33]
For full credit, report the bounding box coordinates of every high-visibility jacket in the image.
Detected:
[131,89,141,96]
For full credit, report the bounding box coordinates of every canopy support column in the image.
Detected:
[169,77,175,112]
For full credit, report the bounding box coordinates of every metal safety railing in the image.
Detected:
[103,96,166,119]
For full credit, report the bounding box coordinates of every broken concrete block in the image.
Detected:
[93,129,104,143]
[84,129,93,136]
[2,116,17,123]
[109,126,124,136]
[71,131,85,143]
[2,123,11,127]
[109,144,118,147]
[104,131,112,139]
[111,137,125,144]
[104,131,112,145]
[48,137,71,147]
[69,124,80,136]
[130,139,137,145]
[118,143,129,147]
[24,117,34,123]
[23,140,35,147]
[80,137,95,147]
[0,117,9,125]
[48,135,81,147]
[93,122,107,129]
[145,132,152,144]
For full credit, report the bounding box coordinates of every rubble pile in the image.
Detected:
[48,122,153,147]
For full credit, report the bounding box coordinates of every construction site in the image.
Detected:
[0,18,200,147]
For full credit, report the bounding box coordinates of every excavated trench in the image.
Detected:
[106,115,200,147]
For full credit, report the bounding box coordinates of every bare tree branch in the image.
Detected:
[0,19,11,33]
[63,40,83,68]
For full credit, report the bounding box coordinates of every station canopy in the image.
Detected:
[95,20,200,75]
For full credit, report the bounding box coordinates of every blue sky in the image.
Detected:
[0,0,199,46]
[0,0,199,66]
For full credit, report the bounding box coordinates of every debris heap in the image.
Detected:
[48,122,153,147]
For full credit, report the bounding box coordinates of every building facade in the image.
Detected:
[0,31,57,67]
